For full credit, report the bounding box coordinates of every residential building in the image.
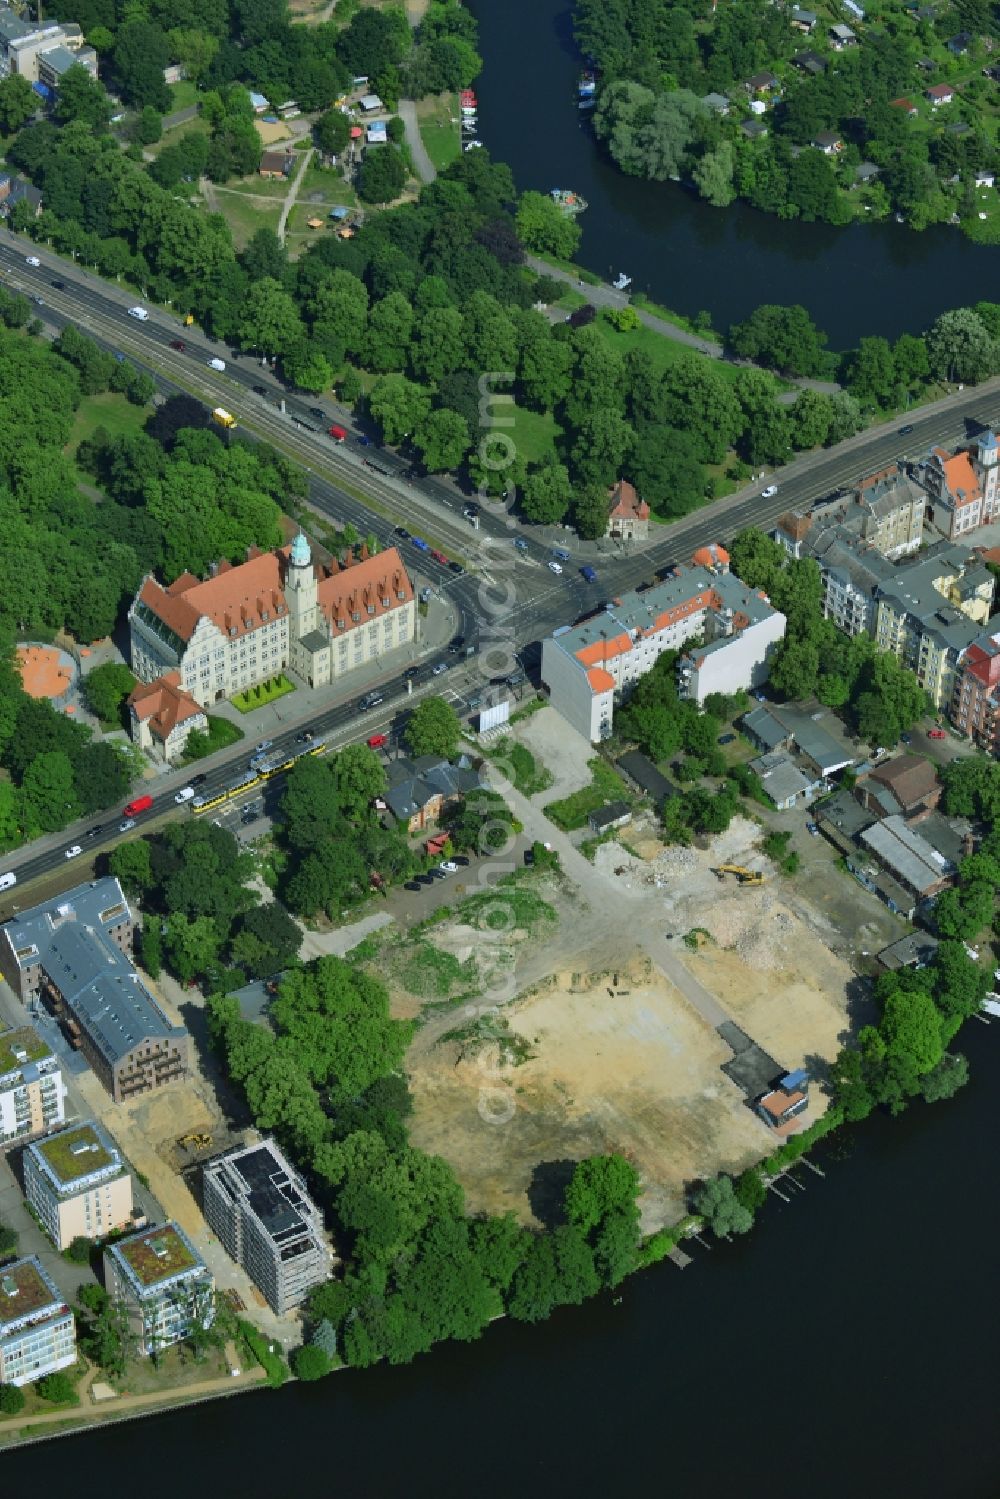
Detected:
[920,430,1000,539]
[605,479,650,542]
[384,754,484,831]
[927,82,955,105]
[829,22,857,45]
[587,801,633,835]
[794,49,827,73]
[259,149,294,178]
[0,7,97,82]
[873,543,998,709]
[615,751,677,803]
[129,535,414,707]
[202,1139,330,1314]
[790,6,818,30]
[0,1026,66,1148]
[952,626,1000,751]
[541,554,786,742]
[856,754,940,821]
[701,91,730,113]
[756,1070,810,1134]
[774,464,926,565]
[0,1257,76,1387]
[127,670,207,762]
[748,752,823,810]
[859,814,954,898]
[746,70,779,92]
[24,1122,134,1251]
[36,41,97,88]
[877,932,940,971]
[0,878,189,1103]
[813,131,843,154]
[104,1223,214,1356]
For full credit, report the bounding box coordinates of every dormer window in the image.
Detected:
[397,590,406,600]
[229,626,237,637]
[261,610,269,622]
[337,618,345,630]
[367,604,375,615]
[382,596,390,607]
[352,611,361,622]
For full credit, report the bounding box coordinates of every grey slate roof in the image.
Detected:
[743,704,854,773]
[2,878,185,1066]
[748,752,813,805]
[860,814,953,893]
[384,754,483,821]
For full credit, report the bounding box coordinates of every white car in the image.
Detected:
[119,818,136,832]
[0,872,15,891]
[25,255,40,267]
[761,483,778,498]
[547,560,563,574]
[208,356,226,371]
[174,786,195,804]
[64,845,83,860]
[127,306,149,321]
[439,861,459,874]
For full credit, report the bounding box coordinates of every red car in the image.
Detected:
[169,339,186,351]
[430,549,449,566]
[328,424,348,442]
[928,727,946,739]
[366,733,388,750]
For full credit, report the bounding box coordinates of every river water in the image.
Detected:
[466,0,1000,344]
[6,1020,1000,1496]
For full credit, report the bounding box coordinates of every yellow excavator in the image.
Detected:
[714,865,764,886]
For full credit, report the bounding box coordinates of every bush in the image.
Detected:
[66,1235,92,1264]
[0,1383,25,1415]
[37,1371,76,1403]
[291,1343,332,1381]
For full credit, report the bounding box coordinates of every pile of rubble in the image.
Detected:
[700,891,794,972]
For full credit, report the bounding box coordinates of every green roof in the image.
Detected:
[117,1225,198,1287]
[38,1124,116,1184]
[0,1026,50,1076]
[0,1258,57,1325]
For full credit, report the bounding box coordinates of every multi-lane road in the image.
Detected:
[3,231,1000,897]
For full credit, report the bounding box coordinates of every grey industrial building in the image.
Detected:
[202,1139,330,1313]
[0,878,189,1103]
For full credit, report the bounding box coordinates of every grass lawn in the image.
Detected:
[544,757,635,831]
[182,714,245,762]
[301,163,357,203]
[219,175,293,200]
[592,314,785,391]
[207,192,283,250]
[231,674,295,713]
[166,80,200,113]
[487,737,554,798]
[67,392,148,455]
[416,93,460,172]
[145,114,211,159]
[505,403,561,466]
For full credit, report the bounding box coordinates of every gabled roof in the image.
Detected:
[607,478,649,523]
[930,446,980,506]
[128,671,205,741]
[926,82,955,98]
[866,753,937,808]
[136,551,288,644]
[315,545,413,630]
[384,754,483,820]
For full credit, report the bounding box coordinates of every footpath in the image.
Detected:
[3,1363,267,1441]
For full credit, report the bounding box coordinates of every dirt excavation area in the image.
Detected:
[401,813,863,1234]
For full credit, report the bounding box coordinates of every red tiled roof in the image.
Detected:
[576,632,632,668]
[932,447,980,506]
[128,671,204,741]
[315,545,413,631]
[692,542,729,570]
[608,479,650,522]
[138,551,287,643]
[927,83,954,98]
[586,666,615,693]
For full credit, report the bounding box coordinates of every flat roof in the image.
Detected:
[112,1223,201,1289]
[0,1256,61,1328]
[0,1024,50,1077]
[228,1143,317,1243]
[35,1121,118,1185]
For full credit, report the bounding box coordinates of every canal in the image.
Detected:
[466,0,1000,346]
[5,1018,1000,1497]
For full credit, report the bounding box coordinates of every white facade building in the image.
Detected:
[0,1257,76,1387]
[24,1122,134,1251]
[0,1027,66,1149]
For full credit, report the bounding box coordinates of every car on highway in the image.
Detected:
[448,637,465,654]
[448,561,464,575]
[928,727,947,739]
[169,339,185,351]
[367,733,388,750]
[462,504,480,519]
[357,434,372,446]
[580,565,598,583]
[255,740,273,753]
[33,295,43,305]
[25,255,40,267]
[64,845,83,860]
[430,549,449,566]
[0,873,15,891]
[411,537,429,552]
[128,306,149,320]
[86,825,104,839]
[207,356,226,371]
[513,538,529,553]
[174,786,196,804]
[761,483,778,497]
[358,691,384,711]
[190,773,208,786]
[119,818,136,833]
[403,665,420,679]
[252,384,267,395]
[295,730,314,743]
[547,560,563,574]
[898,423,914,435]
[394,526,410,540]
[50,280,64,290]
[431,661,447,675]
[309,407,325,420]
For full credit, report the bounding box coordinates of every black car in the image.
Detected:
[453,854,470,866]
[428,867,448,880]
[898,423,914,435]
[717,733,736,745]
[252,384,267,395]
[87,825,104,839]
[404,880,422,892]
[448,637,465,654]
[416,872,435,885]
[309,407,325,420]
[448,561,465,575]
[403,665,420,679]
[190,773,207,786]
[295,730,314,743]
[394,526,411,540]
[51,280,64,289]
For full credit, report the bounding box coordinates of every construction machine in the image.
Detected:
[714,865,764,886]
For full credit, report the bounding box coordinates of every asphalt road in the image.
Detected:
[3,231,999,903]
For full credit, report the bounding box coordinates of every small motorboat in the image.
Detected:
[612,272,632,291]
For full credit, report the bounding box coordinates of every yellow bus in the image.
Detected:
[211,407,237,430]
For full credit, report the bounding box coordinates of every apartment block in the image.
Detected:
[104,1223,214,1356]
[873,543,998,709]
[541,547,785,741]
[129,534,414,709]
[0,1257,76,1387]
[0,1026,66,1148]
[951,627,1000,753]
[0,878,189,1103]
[24,1122,134,1251]
[920,429,1000,540]
[0,6,97,83]
[202,1139,330,1313]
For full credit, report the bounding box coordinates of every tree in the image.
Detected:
[404,697,460,759]
[445,788,518,854]
[693,141,736,206]
[314,109,350,155]
[292,1343,331,1380]
[521,457,572,525]
[54,65,112,128]
[230,902,302,979]
[846,336,897,407]
[37,1371,76,1403]
[66,1235,92,1264]
[0,75,37,136]
[134,106,163,147]
[365,293,415,374]
[368,374,430,446]
[238,277,304,358]
[358,147,406,205]
[881,984,944,1078]
[734,1167,767,1212]
[515,190,581,258]
[163,912,222,984]
[728,303,829,377]
[21,750,80,832]
[921,1051,969,1103]
[109,840,154,894]
[409,306,465,384]
[0,1383,25,1415]
[926,307,997,384]
[413,408,470,472]
[83,662,136,725]
[114,22,171,109]
[693,1174,753,1237]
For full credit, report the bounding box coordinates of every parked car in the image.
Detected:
[452,854,470,866]
[64,845,83,860]
[174,786,195,804]
[415,872,435,885]
[718,733,736,745]
[928,727,946,739]
[169,339,186,351]
[439,861,459,874]
[806,821,820,837]
[404,880,422,892]
[762,483,778,498]
[207,356,226,371]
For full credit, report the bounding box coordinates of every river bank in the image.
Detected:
[467,0,1000,343]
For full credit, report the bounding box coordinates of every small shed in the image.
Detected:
[587,801,633,835]
[359,93,383,113]
[306,217,324,229]
[329,205,350,220]
[249,91,268,113]
[366,122,388,144]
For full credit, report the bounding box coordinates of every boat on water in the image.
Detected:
[550,189,588,215]
[578,97,596,111]
[578,71,596,95]
[612,272,632,291]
